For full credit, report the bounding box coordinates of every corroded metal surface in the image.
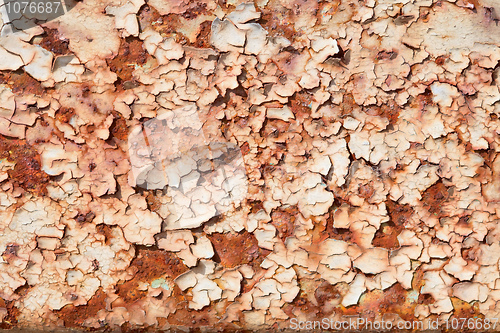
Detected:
[0,0,499,332]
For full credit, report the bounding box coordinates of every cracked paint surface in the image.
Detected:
[0,0,499,331]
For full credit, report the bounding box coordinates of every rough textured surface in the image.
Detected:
[0,0,500,331]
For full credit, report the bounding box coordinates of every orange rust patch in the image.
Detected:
[56,288,107,328]
[240,141,250,156]
[55,107,75,124]
[365,99,401,125]
[116,247,188,303]
[372,200,413,249]
[411,89,434,110]
[261,119,291,138]
[139,8,190,45]
[0,135,49,195]
[341,93,357,117]
[39,28,70,55]
[0,70,45,96]
[167,296,220,328]
[283,289,321,317]
[208,231,270,269]
[0,299,20,329]
[259,7,297,41]
[145,192,162,212]
[191,20,212,48]
[289,91,312,120]
[107,37,148,91]
[109,111,129,141]
[271,206,297,242]
[372,221,402,250]
[421,180,451,218]
[95,224,113,245]
[449,297,484,321]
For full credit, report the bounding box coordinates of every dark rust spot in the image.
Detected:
[358,183,375,199]
[39,28,70,55]
[75,211,96,223]
[372,200,413,249]
[181,2,207,19]
[365,99,401,125]
[376,50,398,61]
[1,244,19,263]
[259,7,297,41]
[145,192,162,212]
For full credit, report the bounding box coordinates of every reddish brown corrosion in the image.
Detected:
[39,28,70,55]
[107,37,148,90]
[0,298,20,329]
[365,99,401,125]
[259,6,298,41]
[180,2,207,19]
[57,288,107,328]
[145,192,162,212]
[0,135,49,195]
[372,200,413,249]
[0,71,45,96]
[208,231,270,269]
[109,111,129,141]
[191,21,212,49]
[116,248,188,303]
[271,206,297,242]
[55,107,75,124]
[421,180,451,218]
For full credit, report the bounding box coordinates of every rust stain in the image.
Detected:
[39,28,70,55]
[116,247,187,303]
[145,192,162,212]
[191,20,212,49]
[56,288,107,329]
[271,206,297,242]
[0,135,49,195]
[372,200,413,249]
[365,99,401,125]
[0,71,45,96]
[208,231,270,269]
[0,299,20,329]
[109,111,129,141]
[421,180,451,218]
[259,5,298,41]
[107,37,149,91]
[55,107,75,124]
